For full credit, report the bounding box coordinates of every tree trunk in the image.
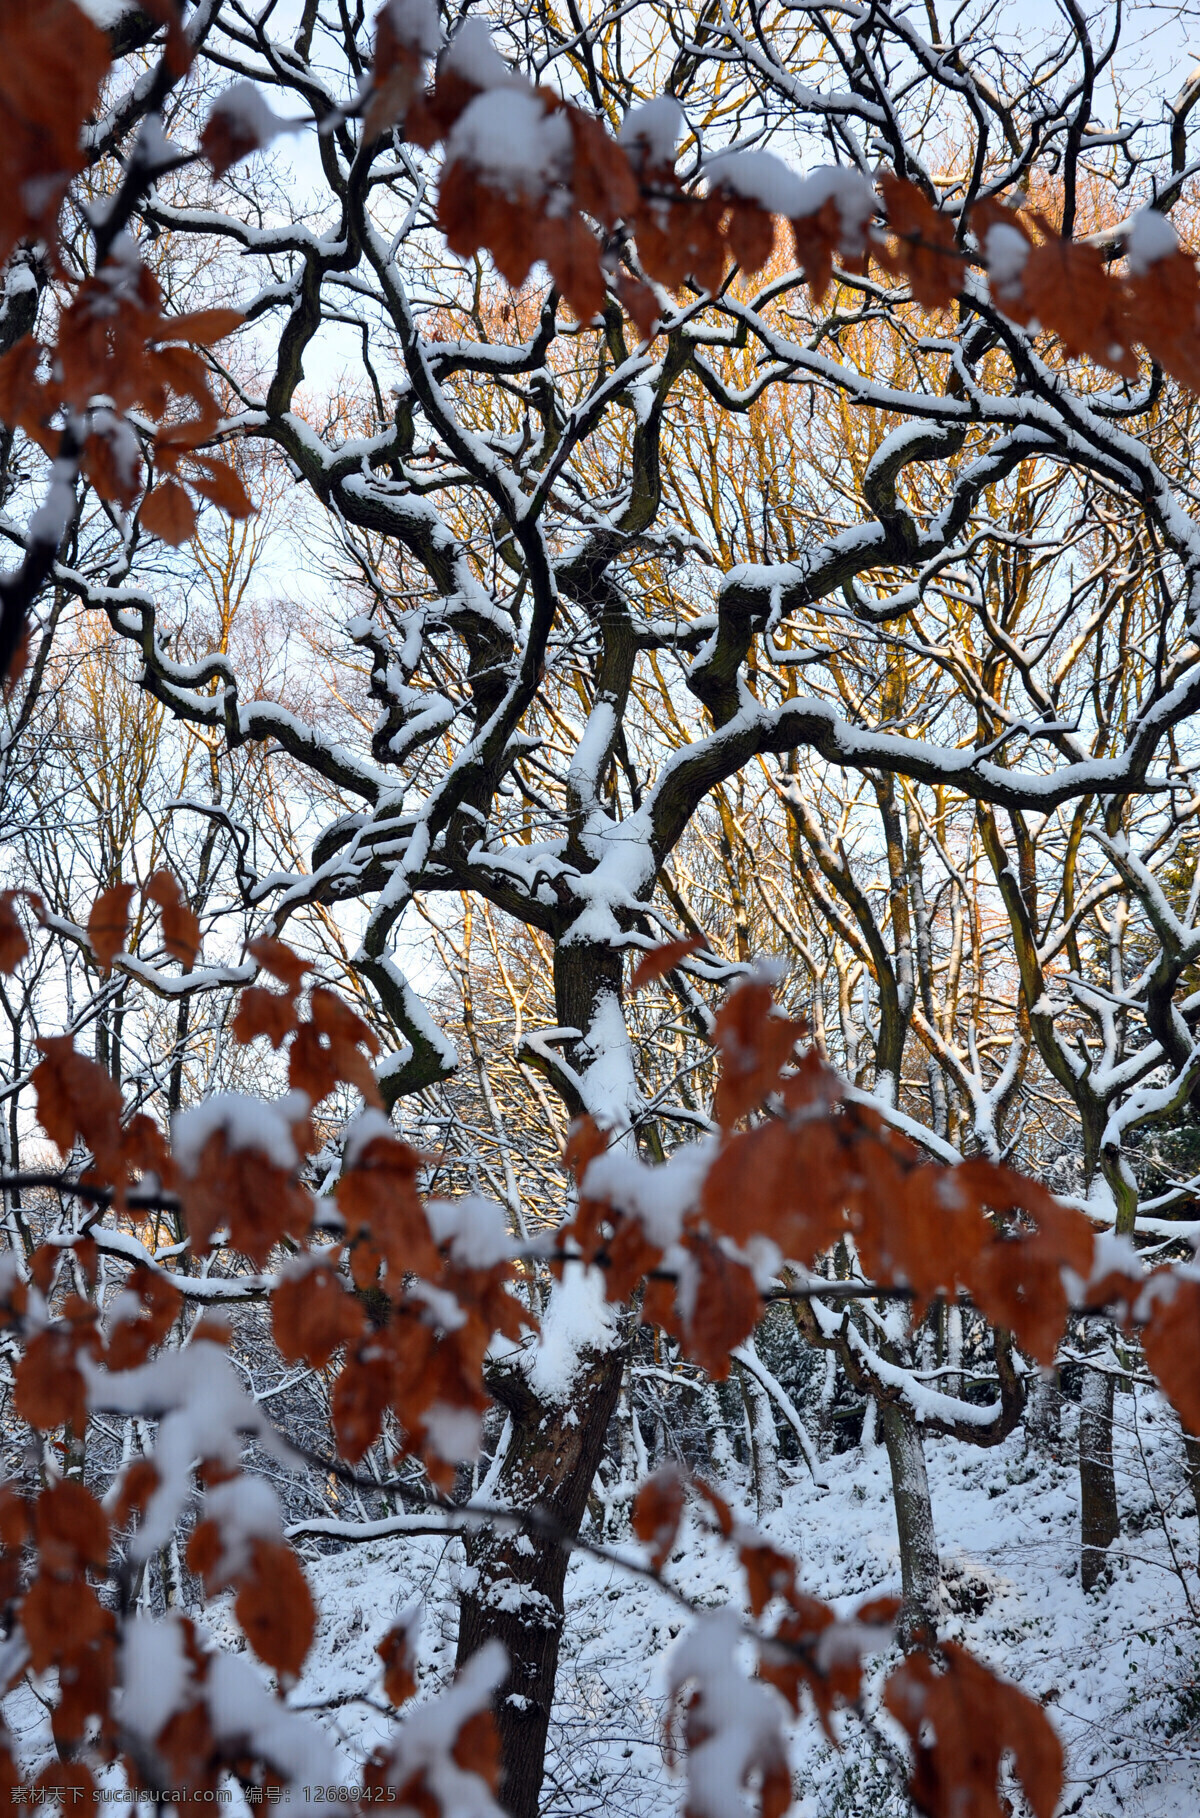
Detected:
[1026,1368,1061,1455]
[738,1362,781,1520]
[1079,1359,1119,1592]
[1183,1430,1200,1558]
[879,1397,939,1649]
[456,1343,625,1818]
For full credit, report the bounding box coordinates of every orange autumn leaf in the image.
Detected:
[878,176,965,310]
[0,0,110,270]
[884,1643,1062,1818]
[114,1460,160,1529]
[233,986,299,1049]
[331,1346,395,1462]
[189,454,254,518]
[630,937,705,993]
[711,980,804,1128]
[145,869,200,968]
[1139,1271,1200,1438]
[20,1574,109,1674]
[0,889,41,974]
[34,1478,109,1573]
[14,1328,88,1434]
[642,1233,759,1379]
[377,1620,419,1709]
[33,1035,125,1185]
[235,1539,316,1679]
[365,0,439,141]
[163,309,244,348]
[725,198,777,276]
[272,1252,365,1368]
[1004,215,1135,375]
[180,1132,313,1266]
[140,478,196,545]
[631,1467,685,1571]
[200,84,280,180]
[246,935,309,992]
[87,883,136,972]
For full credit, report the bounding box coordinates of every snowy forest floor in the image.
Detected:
[7,1383,1200,1815]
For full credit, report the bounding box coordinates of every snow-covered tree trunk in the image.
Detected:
[1183,1431,1200,1558]
[1027,1369,1061,1455]
[879,1399,940,1650]
[456,1342,625,1818]
[738,1360,782,1520]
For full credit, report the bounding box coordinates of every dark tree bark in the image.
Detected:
[879,1398,940,1649]
[1079,1357,1119,1592]
[455,1342,625,1818]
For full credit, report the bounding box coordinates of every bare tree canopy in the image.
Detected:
[2,2,1200,1815]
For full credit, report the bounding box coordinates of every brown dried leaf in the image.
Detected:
[33,1034,125,1185]
[189,454,255,518]
[762,1595,899,1739]
[332,1348,395,1462]
[614,271,661,341]
[630,937,705,993]
[114,1460,159,1528]
[791,197,844,304]
[181,1131,313,1267]
[14,1328,88,1433]
[235,1538,315,1679]
[82,423,143,510]
[569,107,638,229]
[337,1133,439,1289]
[739,1539,797,1616]
[0,889,41,975]
[953,1160,1094,1364]
[1140,1271,1200,1438]
[1125,245,1200,391]
[201,87,279,180]
[724,198,777,277]
[643,1233,759,1379]
[541,212,607,323]
[145,869,200,968]
[365,0,433,140]
[106,1264,182,1370]
[272,1251,365,1368]
[87,883,136,972]
[1011,216,1136,376]
[233,986,299,1049]
[34,1478,109,1573]
[711,980,804,1128]
[884,1643,1063,1818]
[247,935,309,992]
[135,0,194,77]
[0,0,111,268]
[877,177,965,310]
[140,478,197,546]
[163,309,244,347]
[377,1619,418,1709]
[21,1574,107,1672]
[307,988,381,1098]
[631,1467,685,1571]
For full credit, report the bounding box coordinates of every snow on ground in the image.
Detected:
[4,1385,1198,1814]
[291,1383,1200,1816]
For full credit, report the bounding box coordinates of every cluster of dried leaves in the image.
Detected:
[0,882,1196,1814]
[0,0,252,695]
[1,0,1197,691]
[0,895,1197,1813]
[633,1467,1061,1818]
[359,7,1200,375]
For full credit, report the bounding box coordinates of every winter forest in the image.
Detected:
[10,0,1200,1814]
